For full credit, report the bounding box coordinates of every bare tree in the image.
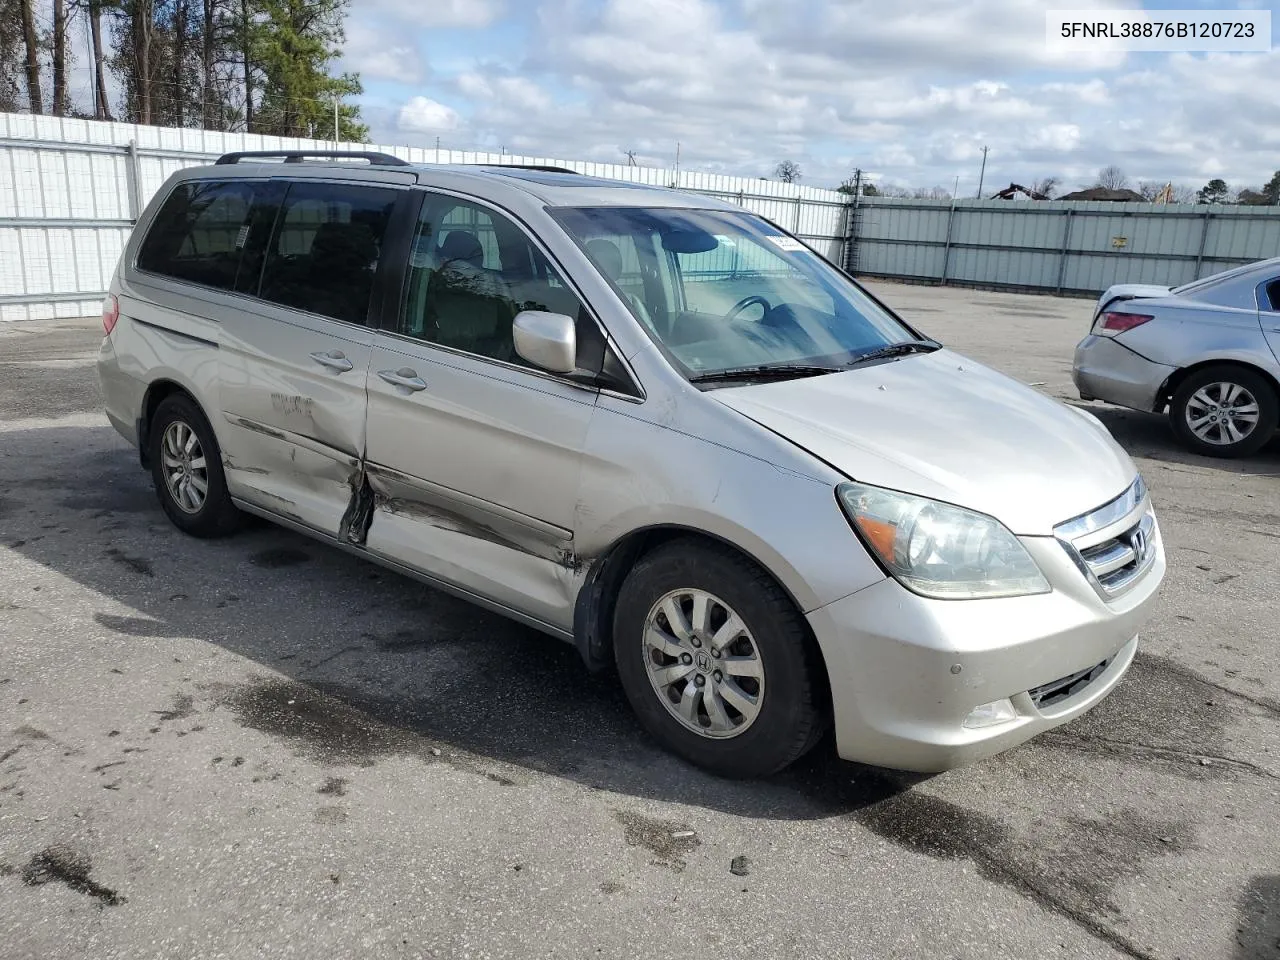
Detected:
[1094,165,1130,190]
[19,0,42,112]
[774,160,801,183]
[1031,176,1059,199]
[877,184,911,198]
[910,185,951,200]
[1137,180,1165,201]
[89,0,112,119]
[172,0,189,126]
[51,0,68,114]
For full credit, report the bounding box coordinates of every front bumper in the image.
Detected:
[1073,334,1175,412]
[807,522,1165,772]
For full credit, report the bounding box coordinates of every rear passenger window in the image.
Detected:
[258,181,399,325]
[400,194,588,366]
[137,180,266,291]
[1266,279,1280,312]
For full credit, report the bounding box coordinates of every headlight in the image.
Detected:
[837,482,1050,600]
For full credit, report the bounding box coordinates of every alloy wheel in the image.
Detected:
[161,420,209,514]
[642,588,765,739]
[1184,381,1260,446]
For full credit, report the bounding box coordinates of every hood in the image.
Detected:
[712,349,1137,536]
[1096,283,1172,315]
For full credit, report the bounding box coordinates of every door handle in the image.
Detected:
[310,350,354,372]
[378,368,427,392]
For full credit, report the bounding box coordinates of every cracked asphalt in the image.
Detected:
[1,281,1278,960]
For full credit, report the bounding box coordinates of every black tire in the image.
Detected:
[613,538,828,778]
[1169,365,1278,459]
[148,393,244,537]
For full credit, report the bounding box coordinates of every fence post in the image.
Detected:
[939,200,958,285]
[1055,209,1074,294]
[124,139,142,222]
[1194,210,1212,279]
[842,192,860,274]
[793,195,803,233]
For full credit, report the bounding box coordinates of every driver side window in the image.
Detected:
[400,194,587,366]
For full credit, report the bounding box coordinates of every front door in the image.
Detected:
[363,191,600,630]
[218,178,404,536]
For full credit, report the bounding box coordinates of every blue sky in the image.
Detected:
[338,0,1280,195]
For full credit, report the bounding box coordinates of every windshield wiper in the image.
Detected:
[688,363,841,385]
[843,341,941,368]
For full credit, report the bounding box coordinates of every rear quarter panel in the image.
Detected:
[1117,301,1278,381]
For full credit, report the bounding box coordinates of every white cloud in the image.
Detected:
[371,0,506,28]
[363,0,1280,195]
[457,73,553,112]
[1030,124,1082,152]
[341,22,424,83]
[396,97,462,133]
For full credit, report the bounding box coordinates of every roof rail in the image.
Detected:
[214,150,411,167]
[479,164,581,175]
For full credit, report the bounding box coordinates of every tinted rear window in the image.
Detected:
[137,180,267,291]
[258,181,399,325]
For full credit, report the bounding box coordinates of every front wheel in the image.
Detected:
[613,539,828,778]
[1169,365,1278,458]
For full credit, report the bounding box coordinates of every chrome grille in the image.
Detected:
[1055,478,1158,600]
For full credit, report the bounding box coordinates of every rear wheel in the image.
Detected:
[1169,365,1278,458]
[148,393,244,537]
[613,539,827,778]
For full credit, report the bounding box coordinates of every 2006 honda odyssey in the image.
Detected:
[98,151,1165,778]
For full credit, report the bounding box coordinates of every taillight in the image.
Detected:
[1099,311,1152,334]
[102,294,119,335]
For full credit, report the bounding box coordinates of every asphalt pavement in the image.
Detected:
[1,282,1277,960]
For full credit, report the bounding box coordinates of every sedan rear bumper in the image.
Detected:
[1073,335,1175,412]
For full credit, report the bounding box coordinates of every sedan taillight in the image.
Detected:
[1098,311,1153,334]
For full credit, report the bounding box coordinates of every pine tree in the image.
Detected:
[251,0,366,140]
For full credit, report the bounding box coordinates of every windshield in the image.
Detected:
[551,207,922,379]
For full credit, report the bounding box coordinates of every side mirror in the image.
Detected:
[513,310,577,375]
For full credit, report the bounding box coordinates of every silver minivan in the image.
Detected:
[98,151,1165,778]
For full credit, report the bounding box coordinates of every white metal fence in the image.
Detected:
[0,113,850,321]
[849,196,1280,295]
[6,112,1280,322]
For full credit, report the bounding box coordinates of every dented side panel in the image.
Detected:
[217,300,374,537]
[362,337,597,631]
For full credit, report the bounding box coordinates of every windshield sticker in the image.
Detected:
[766,236,806,252]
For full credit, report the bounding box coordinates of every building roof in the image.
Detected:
[1057,186,1147,202]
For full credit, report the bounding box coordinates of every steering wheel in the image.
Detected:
[725,295,771,322]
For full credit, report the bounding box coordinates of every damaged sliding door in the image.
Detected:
[217,178,405,536]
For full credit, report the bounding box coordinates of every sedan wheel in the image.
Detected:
[1170,365,1279,458]
[1183,381,1260,447]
